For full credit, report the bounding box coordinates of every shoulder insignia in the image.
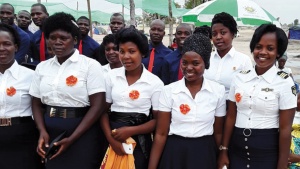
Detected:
[292,85,297,96]
[239,70,251,74]
[277,71,289,79]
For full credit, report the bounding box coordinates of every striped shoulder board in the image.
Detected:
[239,70,251,74]
[277,71,289,79]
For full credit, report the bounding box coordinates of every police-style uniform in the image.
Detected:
[158,78,226,169]
[105,65,164,169]
[204,47,253,98]
[0,61,41,169]
[228,65,297,169]
[290,111,300,169]
[29,49,106,169]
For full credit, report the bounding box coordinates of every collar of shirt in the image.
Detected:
[5,61,19,80]
[149,42,165,53]
[245,65,277,84]
[53,49,80,65]
[116,64,152,85]
[213,46,236,58]
[172,77,213,96]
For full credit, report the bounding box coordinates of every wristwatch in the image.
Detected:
[219,145,228,151]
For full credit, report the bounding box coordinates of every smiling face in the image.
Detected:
[48,29,76,60]
[119,41,142,71]
[181,51,205,82]
[0,5,15,26]
[253,32,278,74]
[17,11,31,29]
[30,6,48,27]
[212,23,234,57]
[105,42,119,64]
[175,25,192,50]
[77,18,89,37]
[0,31,17,66]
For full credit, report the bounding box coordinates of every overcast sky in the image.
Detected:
[42,0,299,24]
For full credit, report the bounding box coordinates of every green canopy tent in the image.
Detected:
[0,0,119,23]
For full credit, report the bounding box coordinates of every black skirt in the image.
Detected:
[0,119,42,169]
[44,115,102,169]
[229,127,279,169]
[158,135,217,169]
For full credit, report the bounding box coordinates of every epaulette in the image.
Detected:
[277,71,289,79]
[239,70,251,74]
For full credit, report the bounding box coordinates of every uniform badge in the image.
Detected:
[233,67,236,70]
[239,70,251,74]
[292,85,297,96]
[261,88,274,92]
[277,71,289,79]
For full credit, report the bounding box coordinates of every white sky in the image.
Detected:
[41,0,299,24]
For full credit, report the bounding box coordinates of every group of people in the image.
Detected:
[0,2,299,169]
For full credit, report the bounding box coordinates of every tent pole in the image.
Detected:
[168,0,173,46]
[87,0,93,38]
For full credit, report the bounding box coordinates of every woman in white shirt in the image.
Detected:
[204,12,253,104]
[29,13,106,169]
[0,23,42,169]
[218,24,296,169]
[101,26,164,169]
[149,29,226,169]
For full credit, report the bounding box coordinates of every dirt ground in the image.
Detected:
[93,25,300,83]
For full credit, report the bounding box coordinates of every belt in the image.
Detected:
[0,116,33,126]
[109,112,148,125]
[46,105,89,118]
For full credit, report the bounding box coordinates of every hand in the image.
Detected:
[218,151,229,169]
[49,137,73,160]
[109,139,126,156]
[37,131,49,159]
[111,127,132,142]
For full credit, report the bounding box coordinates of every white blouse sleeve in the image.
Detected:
[151,81,164,111]
[29,64,41,98]
[215,85,226,117]
[279,79,297,110]
[87,61,106,95]
[228,76,237,102]
[158,86,172,112]
[105,71,113,103]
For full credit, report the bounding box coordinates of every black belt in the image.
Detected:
[0,116,33,126]
[46,105,89,118]
[109,112,148,125]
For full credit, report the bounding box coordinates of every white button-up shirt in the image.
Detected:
[159,78,226,138]
[102,64,111,78]
[204,47,253,97]
[29,49,105,107]
[0,61,34,117]
[106,66,164,116]
[228,65,297,129]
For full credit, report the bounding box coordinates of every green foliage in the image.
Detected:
[185,0,203,9]
[174,2,181,8]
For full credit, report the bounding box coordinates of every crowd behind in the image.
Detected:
[0,2,300,169]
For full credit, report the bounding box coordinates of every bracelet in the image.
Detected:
[219,145,228,151]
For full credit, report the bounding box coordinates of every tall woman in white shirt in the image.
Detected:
[101,26,164,169]
[29,13,106,169]
[0,23,42,169]
[204,12,253,106]
[218,24,297,169]
[148,29,226,169]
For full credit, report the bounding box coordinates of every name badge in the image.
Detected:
[261,88,274,92]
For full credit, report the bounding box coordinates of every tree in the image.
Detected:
[87,0,93,37]
[129,0,135,26]
[174,2,181,8]
[168,0,173,46]
[294,19,299,26]
[185,0,202,9]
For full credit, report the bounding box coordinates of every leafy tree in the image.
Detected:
[174,2,181,8]
[294,19,299,26]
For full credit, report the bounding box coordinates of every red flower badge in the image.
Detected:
[235,93,242,103]
[180,104,191,115]
[66,75,78,86]
[129,90,140,100]
[6,86,16,96]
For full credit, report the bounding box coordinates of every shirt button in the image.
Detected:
[248,158,250,160]
[247,164,250,168]
[245,138,248,141]
[247,152,250,155]
[245,146,248,149]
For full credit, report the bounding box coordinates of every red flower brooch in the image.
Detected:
[66,75,78,86]
[129,90,140,100]
[180,104,190,115]
[6,86,16,96]
[235,93,242,103]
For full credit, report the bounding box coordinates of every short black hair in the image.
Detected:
[250,24,288,58]
[194,25,211,39]
[116,25,148,56]
[102,34,116,47]
[18,10,30,15]
[77,16,89,22]
[31,3,48,14]
[0,23,20,48]
[110,13,125,23]
[211,12,238,35]
[0,3,14,13]
[43,12,80,40]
